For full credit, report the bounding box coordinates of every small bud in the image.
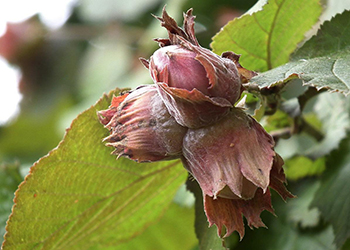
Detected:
[98,85,187,162]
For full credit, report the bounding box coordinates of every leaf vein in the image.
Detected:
[84,169,185,248]
[332,59,350,91]
[253,14,268,34]
[61,166,184,249]
[57,177,155,249]
[56,159,143,176]
[34,161,181,249]
[222,26,266,61]
[267,0,287,69]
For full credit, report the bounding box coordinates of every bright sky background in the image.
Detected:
[0,0,77,124]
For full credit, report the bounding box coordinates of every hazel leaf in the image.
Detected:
[110,203,197,250]
[211,0,322,72]
[251,10,350,95]
[284,156,326,181]
[2,89,187,250]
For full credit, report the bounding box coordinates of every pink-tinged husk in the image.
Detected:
[156,82,232,128]
[204,188,275,239]
[153,8,257,83]
[146,8,243,128]
[153,8,199,47]
[149,43,242,105]
[202,153,294,239]
[98,93,128,126]
[183,42,242,104]
[221,52,258,83]
[182,108,276,199]
[150,45,209,94]
[269,154,295,201]
[97,7,293,241]
[98,85,187,162]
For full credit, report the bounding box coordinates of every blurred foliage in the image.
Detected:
[1,0,350,249]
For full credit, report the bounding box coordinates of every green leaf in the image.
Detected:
[107,202,197,250]
[284,156,325,181]
[2,89,187,250]
[312,135,350,248]
[342,239,350,250]
[211,0,322,71]
[252,10,350,94]
[263,109,293,133]
[0,163,22,239]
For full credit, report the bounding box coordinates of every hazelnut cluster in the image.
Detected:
[98,8,293,238]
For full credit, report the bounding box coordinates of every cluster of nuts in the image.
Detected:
[98,8,293,238]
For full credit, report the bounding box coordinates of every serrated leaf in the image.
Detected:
[312,135,350,248]
[252,10,350,94]
[2,89,187,250]
[211,0,322,72]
